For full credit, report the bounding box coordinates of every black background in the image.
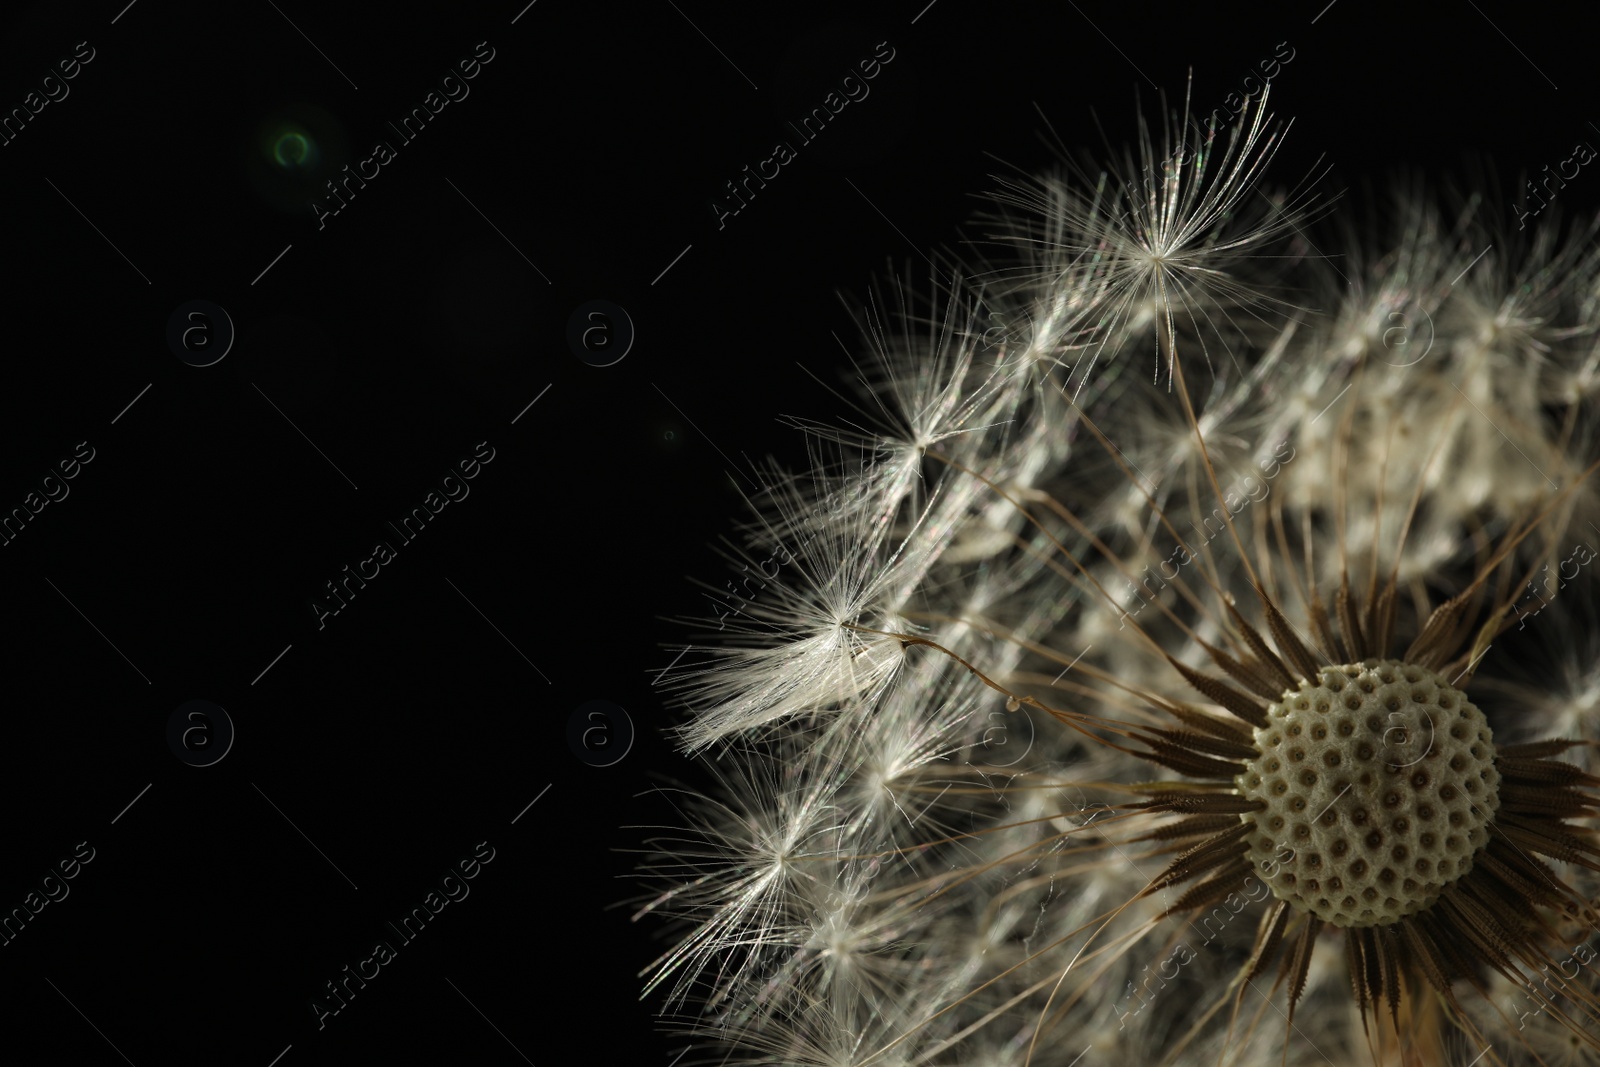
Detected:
[0,1,1595,1064]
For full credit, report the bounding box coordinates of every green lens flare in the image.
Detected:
[272,130,315,168]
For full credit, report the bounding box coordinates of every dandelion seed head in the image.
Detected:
[641,75,1600,1067]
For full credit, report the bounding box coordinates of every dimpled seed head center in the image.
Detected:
[1234,658,1500,928]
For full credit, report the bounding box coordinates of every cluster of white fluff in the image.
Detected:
[633,84,1600,1066]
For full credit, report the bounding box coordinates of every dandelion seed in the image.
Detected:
[979,76,1327,399]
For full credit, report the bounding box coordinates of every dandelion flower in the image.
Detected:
[635,81,1600,1067]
